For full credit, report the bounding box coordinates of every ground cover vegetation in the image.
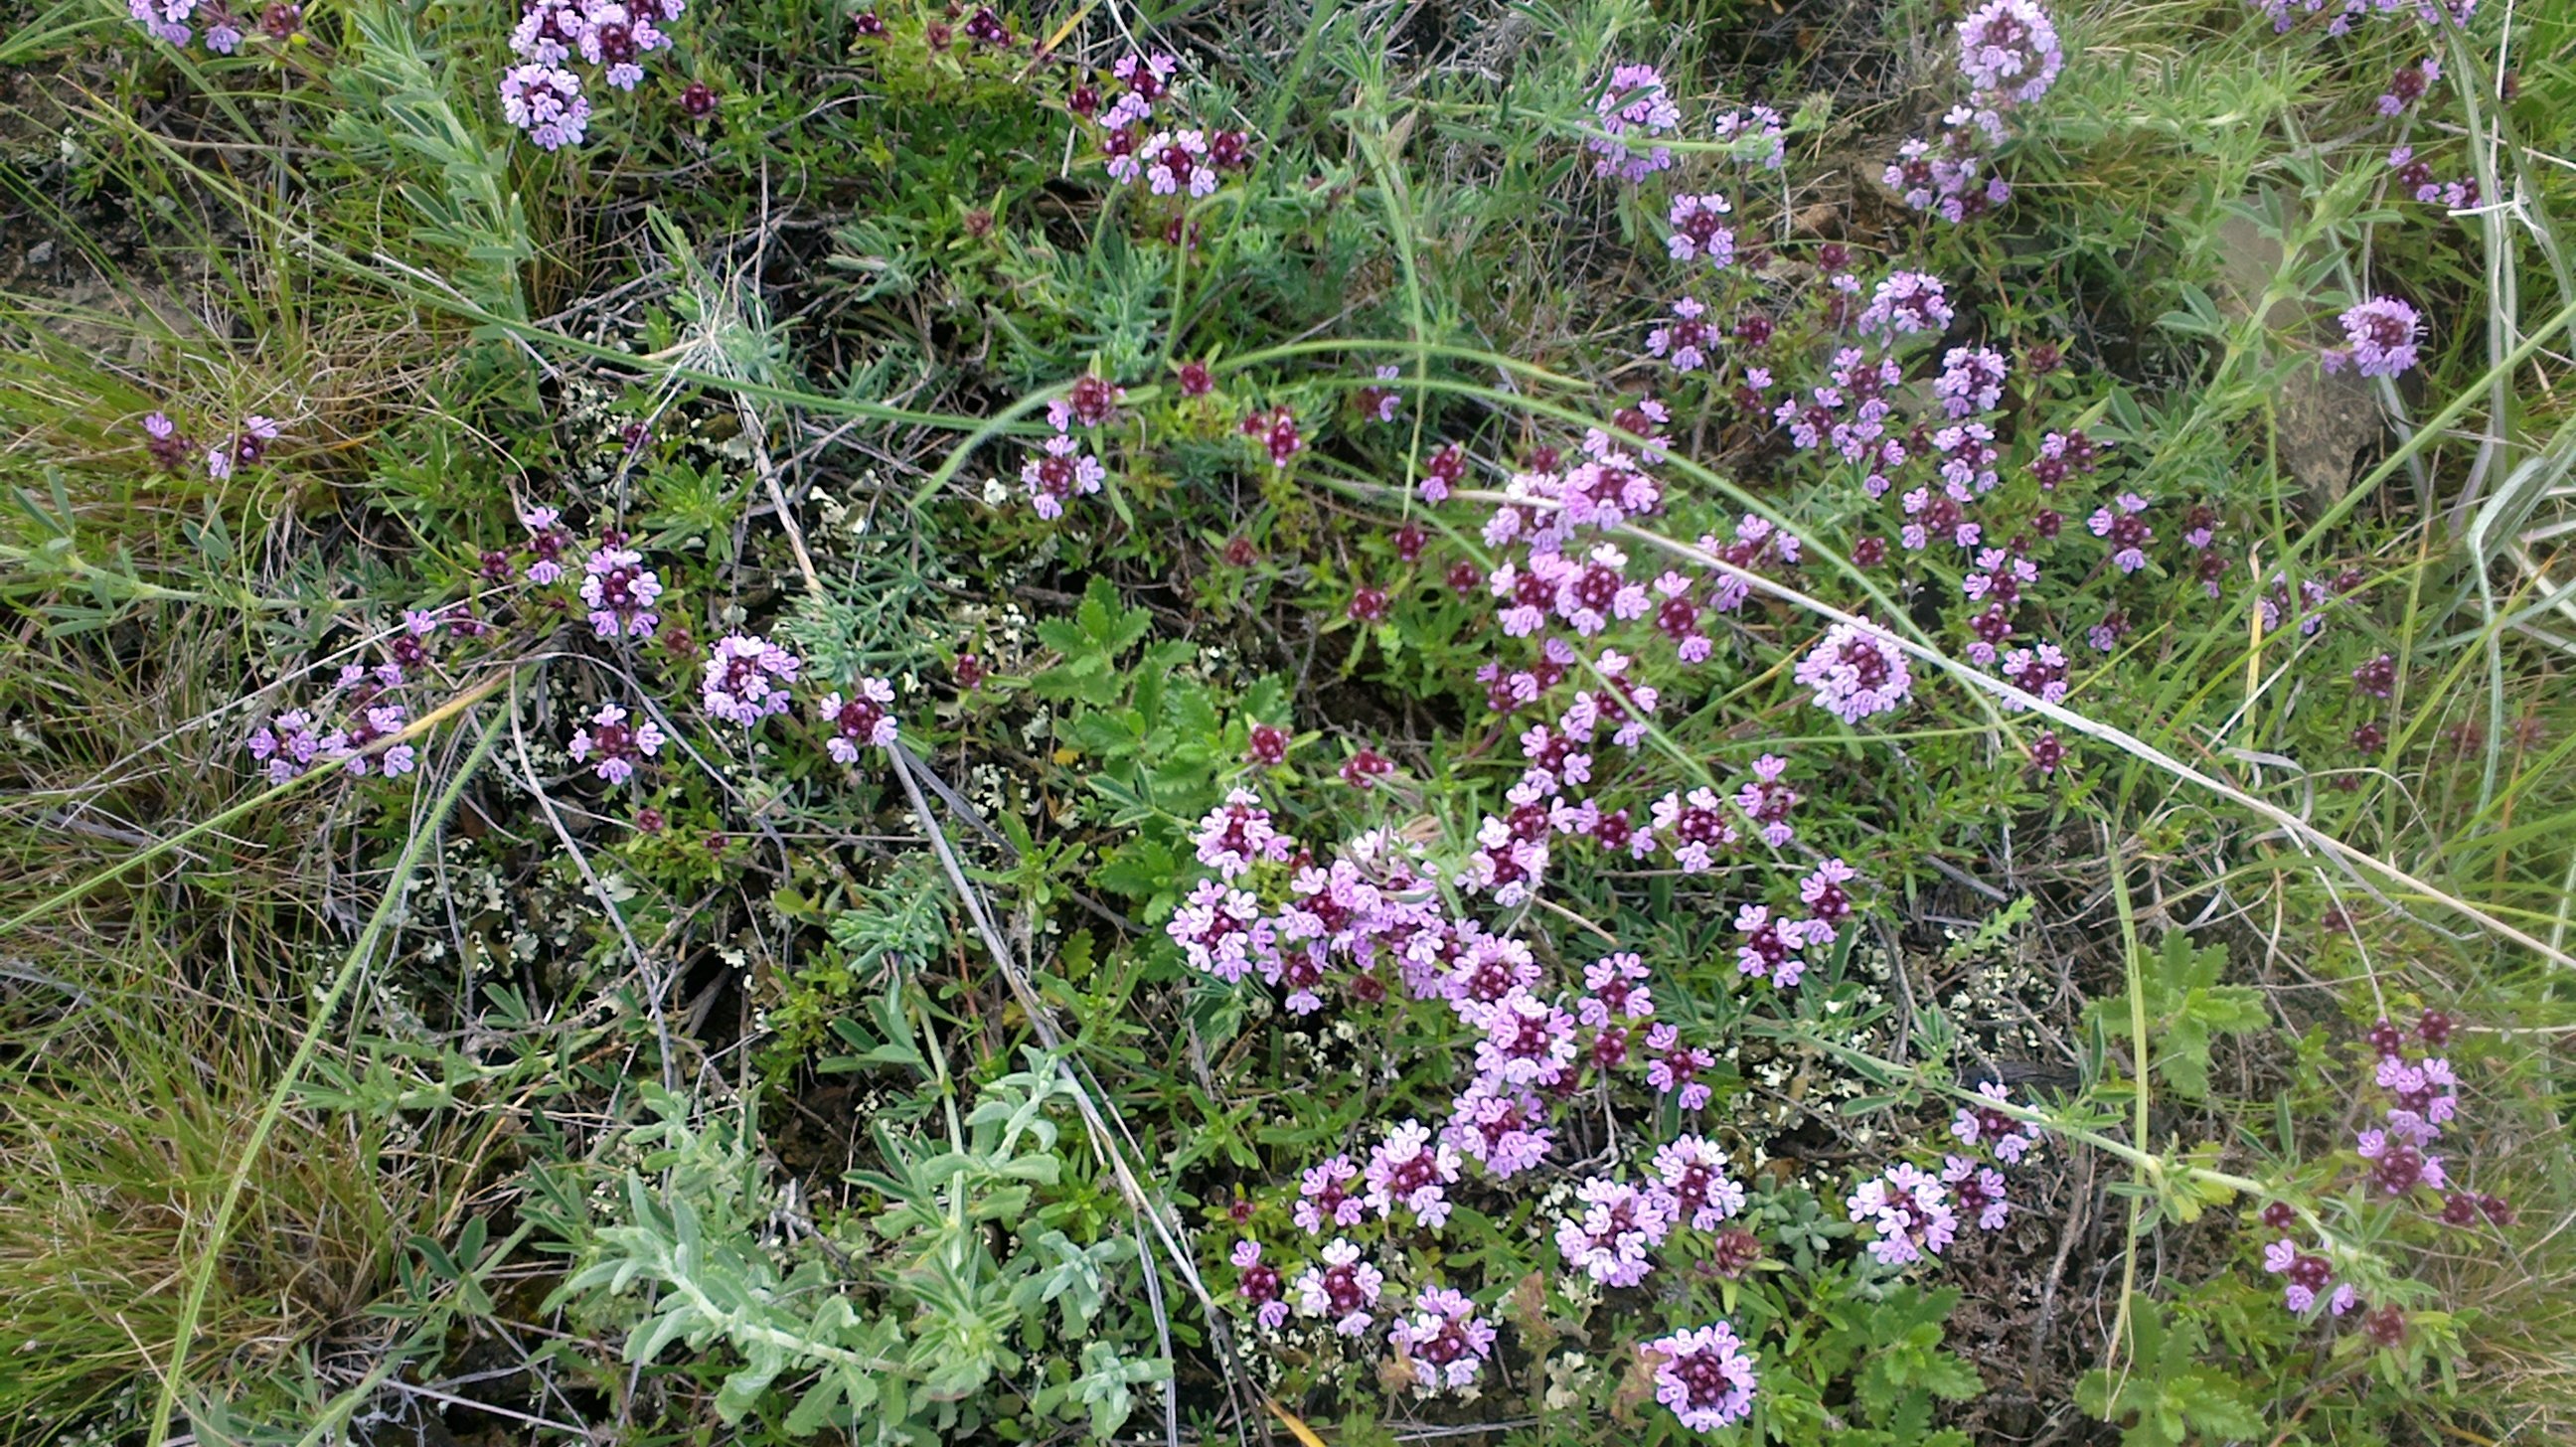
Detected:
[3,0,2575,1439]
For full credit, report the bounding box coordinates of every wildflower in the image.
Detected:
[1293,1155,1366,1233]
[579,546,664,638]
[337,705,415,777]
[1244,405,1303,468]
[1443,1078,1554,1178]
[1341,745,1395,790]
[1934,346,2009,417]
[2323,296,2425,379]
[2029,729,2066,775]
[1388,1288,1497,1392]
[2356,1128,2447,1196]
[1800,858,1856,933]
[1110,50,1176,102]
[568,701,666,784]
[1421,441,1468,502]
[126,0,195,45]
[1363,1119,1462,1227]
[1233,1240,1290,1330]
[1794,619,1914,724]
[2087,492,2155,573]
[1167,879,1268,982]
[1554,1176,1671,1287]
[1710,103,1787,168]
[1856,270,1953,343]
[2362,1305,2406,1348]
[1951,1080,2044,1163]
[815,679,898,762]
[680,80,715,115]
[577,2,670,90]
[141,411,191,472]
[1471,987,1579,1087]
[1589,63,1682,182]
[1049,375,1126,429]
[1193,788,1295,879]
[1293,1239,1384,1336]
[499,64,591,149]
[1021,430,1106,520]
[1644,1024,1715,1110]
[1142,128,1216,197]
[1650,787,1738,873]
[1650,1135,1746,1230]
[1734,753,1800,846]
[2000,642,2069,709]
[1944,1155,2011,1229]
[1356,365,1402,422]
[700,631,801,725]
[1847,1162,1958,1265]
[205,414,280,480]
[1207,129,1254,171]
[1734,905,1814,988]
[1348,585,1390,624]
[2377,58,2439,114]
[1246,723,1291,766]
[1646,1321,1759,1431]
[1578,951,1654,1026]
[2351,651,2398,698]
[1666,193,1736,266]
[1443,933,1542,1008]
[245,709,329,784]
[1645,296,1718,373]
[1956,0,2064,104]
[2262,1239,2346,1315]
[1705,1226,1762,1278]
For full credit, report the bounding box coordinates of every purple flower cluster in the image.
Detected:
[1710,104,1788,169]
[1589,64,1683,182]
[700,631,801,725]
[1794,619,1913,724]
[125,0,299,52]
[245,700,415,783]
[1847,1161,1958,1265]
[1851,1081,2046,1265]
[1292,1238,1385,1335]
[2250,0,2474,39]
[2254,1013,2508,1329]
[569,702,666,784]
[1882,0,2063,224]
[1666,194,1737,267]
[1554,1135,1748,1287]
[502,0,684,149]
[1084,52,1253,204]
[1645,1320,1759,1430]
[142,410,285,479]
[1957,0,2065,104]
[1386,1286,1497,1392]
[2387,146,2481,210]
[580,544,665,638]
[816,679,899,761]
[2323,296,2425,379]
[239,605,500,784]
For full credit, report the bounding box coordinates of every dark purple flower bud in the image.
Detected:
[1247,724,1290,766]
[2362,1305,2406,1347]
